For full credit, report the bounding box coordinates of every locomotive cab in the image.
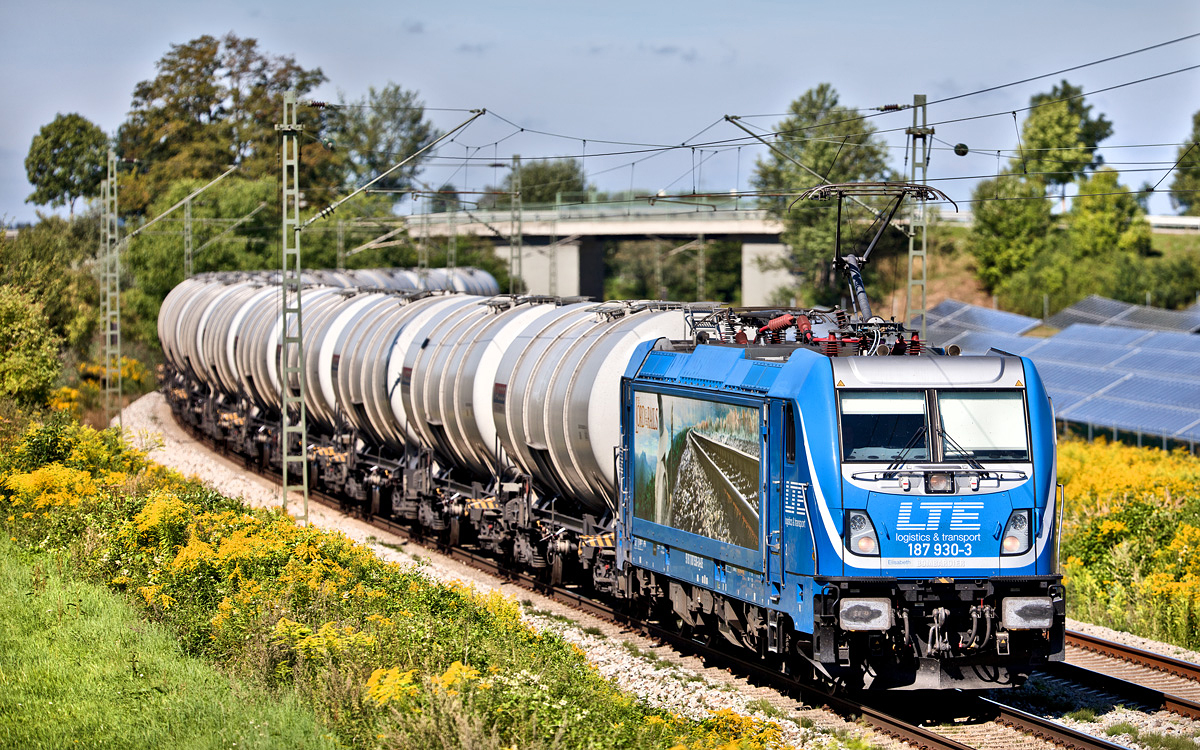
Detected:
[810,354,1065,689]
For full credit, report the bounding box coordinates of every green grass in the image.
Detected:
[1064,708,1098,722]
[1140,732,1199,750]
[1151,231,1200,260]
[620,640,666,665]
[744,698,787,720]
[524,606,576,625]
[0,536,339,750]
[1105,721,1199,750]
[1106,721,1140,738]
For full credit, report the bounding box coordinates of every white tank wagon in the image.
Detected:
[159,273,687,519]
[158,267,497,386]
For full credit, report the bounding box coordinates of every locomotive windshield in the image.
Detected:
[839,391,929,461]
[936,390,1029,461]
[840,389,1029,463]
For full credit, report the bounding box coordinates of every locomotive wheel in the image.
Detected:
[549,553,563,587]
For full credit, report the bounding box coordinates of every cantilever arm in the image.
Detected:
[302,109,486,230]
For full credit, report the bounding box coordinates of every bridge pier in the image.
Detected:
[740,240,792,306]
[494,237,606,298]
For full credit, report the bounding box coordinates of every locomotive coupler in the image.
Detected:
[927,607,951,657]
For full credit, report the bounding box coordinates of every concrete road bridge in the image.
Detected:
[405,203,791,305]
[397,203,1196,305]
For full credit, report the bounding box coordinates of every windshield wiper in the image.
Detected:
[937,425,988,474]
[883,424,927,478]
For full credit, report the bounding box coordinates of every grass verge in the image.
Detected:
[0,534,339,750]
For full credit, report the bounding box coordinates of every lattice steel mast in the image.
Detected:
[101,148,122,428]
[905,94,933,339]
[510,155,522,294]
[276,90,309,523]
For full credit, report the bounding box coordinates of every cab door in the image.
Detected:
[773,399,815,579]
[765,399,786,588]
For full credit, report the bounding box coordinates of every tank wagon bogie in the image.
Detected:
[161,254,1064,692]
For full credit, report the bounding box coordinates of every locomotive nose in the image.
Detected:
[862,490,1006,574]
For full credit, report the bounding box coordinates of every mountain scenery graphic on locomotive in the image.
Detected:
[632,391,760,550]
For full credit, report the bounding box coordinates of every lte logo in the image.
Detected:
[897,501,983,531]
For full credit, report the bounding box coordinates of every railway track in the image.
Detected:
[1034,633,1200,719]
[175,417,1198,750]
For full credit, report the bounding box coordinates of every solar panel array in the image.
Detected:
[917,300,1200,444]
[910,299,1040,348]
[1047,294,1200,332]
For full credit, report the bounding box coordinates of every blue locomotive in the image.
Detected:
[617,334,1064,689]
[614,183,1064,689]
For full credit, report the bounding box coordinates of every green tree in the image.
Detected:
[1067,168,1151,259]
[970,83,1119,308]
[604,239,741,302]
[24,113,108,216]
[1015,100,1090,187]
[994,170,1157,317]
[968,174,1055,292]
[484,159,590,207]
[329,84,440,192]
[0,216,99,354]
[751,83,894,305]
[1022,80,1113,189]
[1169,110,1200,216]
[0,285,62,406]
[116,33,333,215]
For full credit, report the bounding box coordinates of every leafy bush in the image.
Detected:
[0,285,62,407]
[1059,439,1200,648]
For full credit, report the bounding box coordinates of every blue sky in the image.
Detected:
[3,0,1198,225]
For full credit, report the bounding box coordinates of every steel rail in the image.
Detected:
[1067,630,1200,683]
[974,696,1131,750]
[1040,661,1200,720]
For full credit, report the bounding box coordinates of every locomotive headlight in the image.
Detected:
[845,510,879,556]
[925,471,954,494]
[1001,596,1054,630]
[1001,509,1032,555]
[839,598,893,631]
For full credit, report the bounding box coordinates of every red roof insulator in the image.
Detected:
[796,312,816,336]
[758,313,795,334]
[795,314,813,343]
[824,334,840,357]
[908,332,921,356]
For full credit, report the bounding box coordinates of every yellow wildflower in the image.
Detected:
[432,660,480,693]
[365,667,419,706]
